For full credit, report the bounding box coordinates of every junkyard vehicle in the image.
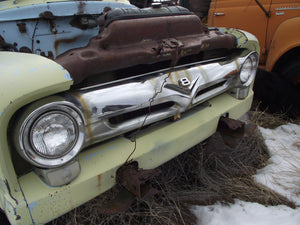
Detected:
[0,0,259,224]
[207,0,300,85]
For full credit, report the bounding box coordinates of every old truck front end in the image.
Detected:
[0,1,259,224]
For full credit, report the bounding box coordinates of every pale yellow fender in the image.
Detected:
[0,52,73,224]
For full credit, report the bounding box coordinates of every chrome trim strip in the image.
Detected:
[275,7,300,11]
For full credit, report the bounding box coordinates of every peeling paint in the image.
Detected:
[97,174,102,189]
[5,198,21,220]
[84,150,103,161]
[29,68,37,73]
[64,72,72,81]
[28,201,37,211]
[4,179,18,205]
[108,146,116,150]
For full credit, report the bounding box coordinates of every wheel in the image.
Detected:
[253,68,300,117]
[279,57,300,87]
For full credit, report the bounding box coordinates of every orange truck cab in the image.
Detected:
[207,0,300,85]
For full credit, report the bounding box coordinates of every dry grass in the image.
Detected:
[161,132,294,208]
[49,123,296,225]
[250,101,300,128]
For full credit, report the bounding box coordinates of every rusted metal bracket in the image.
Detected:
[99,162,161,214]
[217,116,257,148]
[116,162,161,199]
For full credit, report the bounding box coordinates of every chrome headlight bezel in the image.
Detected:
[239,52,259,87]
[18,102,85,168]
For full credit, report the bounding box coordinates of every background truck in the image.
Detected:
[159,0,300,115]
[207,0,300,88]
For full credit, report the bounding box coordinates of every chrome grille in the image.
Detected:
[57,52,256,146]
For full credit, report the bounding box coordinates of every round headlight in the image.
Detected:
[19,103,85,168]
[31,112,77,158]
[240,58,252,83]
[239,53,258,86]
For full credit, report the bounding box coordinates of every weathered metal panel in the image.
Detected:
[0,0,135,58]
[55,7,237,84]
[0,0,129,12]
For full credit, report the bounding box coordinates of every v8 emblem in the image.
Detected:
[178,77,191,87]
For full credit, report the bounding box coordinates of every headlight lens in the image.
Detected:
[31,112,77,158]
[19,103,85,168]
[240,58,252,83]
[239,53,258,86]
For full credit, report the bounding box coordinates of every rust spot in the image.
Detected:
[39,11,57,34]
[77,1,86,15]
[225,69,238,77]
[0,35,17,51]
[70,92,94,144]
[41,51,54,59]
[17,22,26,33]
[39,11,55,20]
[4,179,18,205]
[54,37,78,55]
[97,174,102,189]
[103,7,112,13]
[47,51,54,59]
[173,113,181,121]
[19,46,32,53]
[49,20,57,34]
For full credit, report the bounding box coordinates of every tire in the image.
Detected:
[279,57,300,87]
[253,68,300,117]
[0,210,10,225]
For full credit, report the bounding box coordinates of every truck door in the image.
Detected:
[208,0,272,64]
[265,0,300,70]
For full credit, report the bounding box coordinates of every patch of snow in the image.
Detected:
[192,123,300,225]
[191,200,300,225]
[255,123,300,205]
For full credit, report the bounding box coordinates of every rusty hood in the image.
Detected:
[55,6,237,84]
